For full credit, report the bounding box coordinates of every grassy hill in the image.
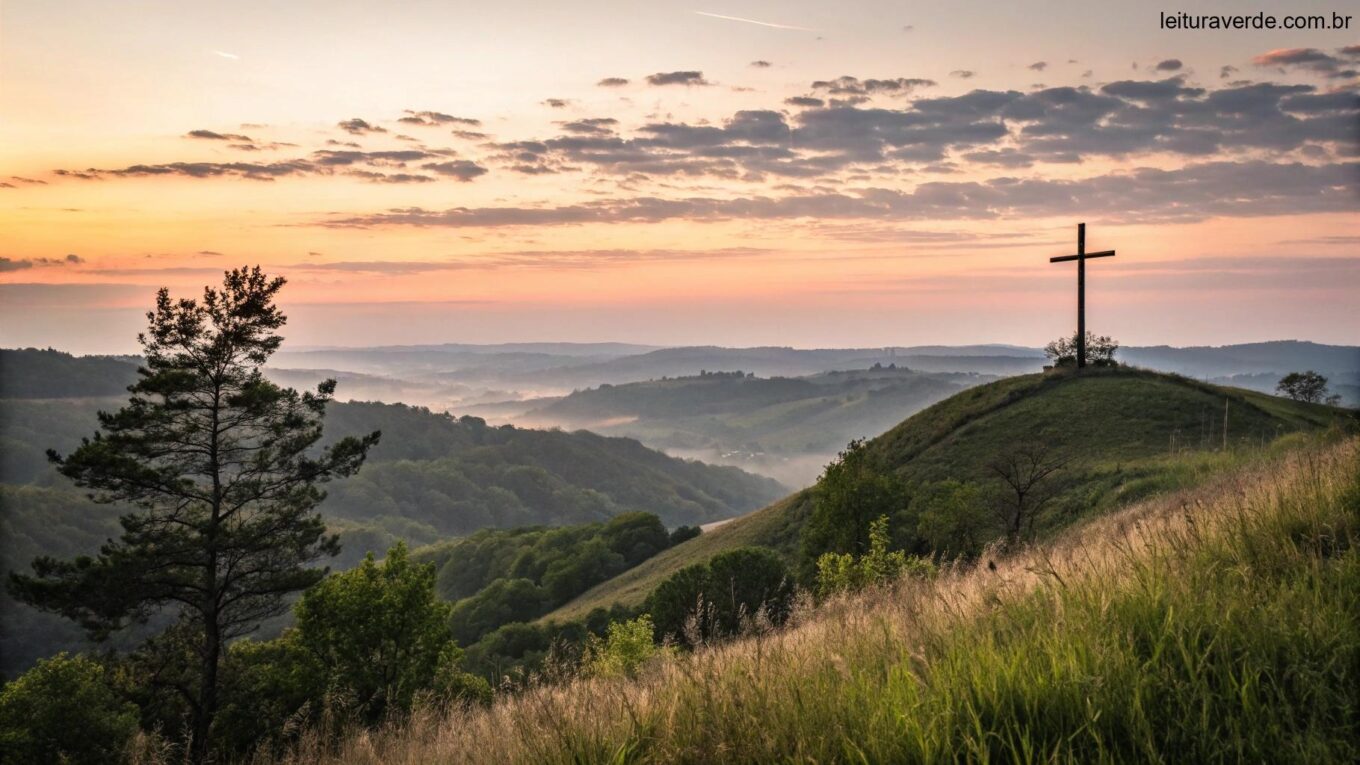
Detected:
[542,366,1351,622]
[275,435,1360,764]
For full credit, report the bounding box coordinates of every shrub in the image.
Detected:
[817,515,935,595]
[0,652,139,765]
[584,616,670,678]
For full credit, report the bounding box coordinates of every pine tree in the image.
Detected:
[8,267,379,762]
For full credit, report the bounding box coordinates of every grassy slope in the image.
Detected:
[543,367,1349,622]
[268,436,1360,765]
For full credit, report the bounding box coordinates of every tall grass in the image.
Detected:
[239,438,1359,764]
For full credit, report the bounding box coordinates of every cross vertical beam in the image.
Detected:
[1077,222,1085,368]
[1050,222,1116,369]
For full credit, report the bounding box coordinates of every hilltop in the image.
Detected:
[543,366,1350,621]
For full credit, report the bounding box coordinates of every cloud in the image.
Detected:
[1028,61,1047,71]
[1252,47,1357,78]
[950,70,976,79]
[310,149,441,167]
[597,77,630,87]
[543,98,573,108]
[750,60,772,68]
[337,118,387,135]
[1220,65,1238,79]
[0,254,84,272]
[810,76,935,96]
[187,129,253,141]
[1155,59,1183,72]
[645,71,712,86]
[784,96,825,107]
[421,160,489,181]
[559,118,619,135]
[398,111,481,127]
[320,160,1359,229]
[346,170,436,183]
[211,50,240,60]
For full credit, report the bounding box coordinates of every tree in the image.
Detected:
[669,525,702,545]
[799,439,909,579]
[7,267,379,762]
[645,564,713,645]
[644,547,794,646]
[913,480,994,559]
[0,652,140,765]
[705,547,794,634]
[1276,371,1329,403]
[1044,331,1119,367]
[294,543,481,721]
[989,441,1068,544]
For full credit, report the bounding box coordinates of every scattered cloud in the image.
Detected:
[337,118,387,135]
[398,111,481,127]
[211,50,239,60]
[543,98,573,108]
[187,129,253,141]
[1028,61,1047,71]
[1155,58,1183,72]
[422,160,490,181]
[646,71,712,86]
[597,77,630,87]
[321,160,1359,229]
[0,254,84,272]
[950,70,976,79]
[809,76,935,96]
[750,60,772,68]
[560,118,619,135]
[1220,65,1238,79]
[1252,47,1359,79]
[784,96,825,108]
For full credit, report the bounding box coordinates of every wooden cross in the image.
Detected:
[1049,222,1115,369]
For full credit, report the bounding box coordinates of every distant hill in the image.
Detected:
[542,367,1351,621]
[0,348,139,398]
[519,368,983,485]
[0,353,785,678]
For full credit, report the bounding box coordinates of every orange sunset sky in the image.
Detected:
[1,0,1357,353]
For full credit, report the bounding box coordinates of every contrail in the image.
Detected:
[694,11,816,32]
[211,50,241,60]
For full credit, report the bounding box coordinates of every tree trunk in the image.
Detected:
[190,615,220,763]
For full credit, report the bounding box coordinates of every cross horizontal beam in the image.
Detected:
[1049,249,1116,263]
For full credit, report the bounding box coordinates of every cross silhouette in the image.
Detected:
[1050,222,1115,369]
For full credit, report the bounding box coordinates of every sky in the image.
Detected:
[1,0,1357,354]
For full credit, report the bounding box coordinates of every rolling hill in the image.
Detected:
[0,350,786,677]
[516,368,985,484]
[541,366,1352,622]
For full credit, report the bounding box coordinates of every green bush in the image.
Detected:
[817,515,935,595]
[0,652,138,765]
[646,546,794,645]
[294,543,481,721]
[584,616,670,678]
